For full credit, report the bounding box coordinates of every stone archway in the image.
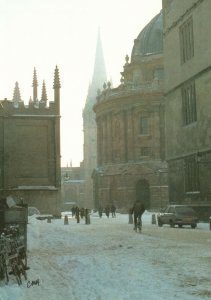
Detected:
[135,179,150,209]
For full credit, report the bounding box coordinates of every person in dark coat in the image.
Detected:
[110,204,116,218]
[80,207,85,219]
[131,201,145,230]
[98,205,103,218]
[75,206,80,223]
[105,205,110,218]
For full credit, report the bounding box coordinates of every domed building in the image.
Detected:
[92,11,168,212]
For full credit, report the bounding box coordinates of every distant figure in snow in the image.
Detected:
[98,205,103,218]
[110,204,116,218]
[75,206,80,223]
[105,205,110,218]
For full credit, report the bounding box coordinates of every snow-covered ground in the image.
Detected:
[1,211,211,300]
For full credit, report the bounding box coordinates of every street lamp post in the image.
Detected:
[156,169,168,209]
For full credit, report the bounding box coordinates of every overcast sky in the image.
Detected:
[0,0,162,167]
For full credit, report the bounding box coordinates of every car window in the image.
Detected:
[28,207,40,216]
[175,206,195,215]
[168,207,175,213]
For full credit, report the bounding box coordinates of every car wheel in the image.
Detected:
[209,222,211,231]
[191,224,197,229]
[170,220,175,228]
[178,224,182,228]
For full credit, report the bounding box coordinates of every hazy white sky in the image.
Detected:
[0,0,162,167]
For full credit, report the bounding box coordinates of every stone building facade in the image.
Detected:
[162,0,211,219]
[93,11,168,212]
[0,67,61,215]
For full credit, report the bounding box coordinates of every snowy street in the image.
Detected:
[1,212,211,300]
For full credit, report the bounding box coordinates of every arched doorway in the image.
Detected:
[135,179,150,209]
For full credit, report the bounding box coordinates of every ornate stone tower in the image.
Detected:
[83,30,107,209]
[0,66,61,215]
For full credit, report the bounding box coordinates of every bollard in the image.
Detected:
[151,213,156,224]
[85,214,91,224]
[85,209,91,224]
[87,213,91,224]
[128,213,133,224]
[64,215,69,225]
[47,216,51,223]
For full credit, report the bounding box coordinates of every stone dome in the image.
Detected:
[131,11,163,61]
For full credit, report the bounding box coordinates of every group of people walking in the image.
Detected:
[98,204,116,218]
[71,206,90,223]
[70,201,145,231]
[97,201,145,232]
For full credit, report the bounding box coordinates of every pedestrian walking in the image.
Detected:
[105,205,110,218]
[75,206,80,223]
[98,205,103,218]
[110,204,116,218]
[131,201,145,231]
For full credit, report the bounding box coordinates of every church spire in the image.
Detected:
[32,67,38,102]
[40,80,48,105]
[12,81,22,104]
[85,29,107,107]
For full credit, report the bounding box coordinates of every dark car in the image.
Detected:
[157,205,198,228]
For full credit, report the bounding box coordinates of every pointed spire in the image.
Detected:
[53,66,61,114]
[53,65,61,89]
[40,80,48,104]
[12,82,22,103]
[91,28,107,90]
[85,28,107,109]
[32,67,38,102]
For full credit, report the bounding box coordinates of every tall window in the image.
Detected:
[182,81,197,125]
[180,17,194,64]
[141,147,151,157]
[184,157,199,192]
[140,117,149,134]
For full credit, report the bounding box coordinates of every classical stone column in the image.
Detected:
[96,118,102,165]
[107,113,113,163]
[123,110,128,162]
[101,117,106,164]
[127,108,135,161]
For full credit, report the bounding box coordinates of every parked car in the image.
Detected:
[157,205,198,228]
[28,206,40,216]
[28,206,53,221]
